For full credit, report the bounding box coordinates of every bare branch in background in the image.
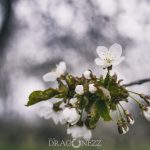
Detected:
[123,78,150,87]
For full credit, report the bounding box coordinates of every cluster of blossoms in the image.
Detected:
[27,43,150,139]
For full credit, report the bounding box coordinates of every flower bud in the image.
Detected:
[145,95,150,102]
[83,70,92,79]
[125,110,135,125]
[70,98,78,107]
[117,120,129,135]
[140,94,150,105]
[118,125,129,135]
[118,125,126,134]
[89,84,97,93]
[65,74,75,86]
[99,86,111,99]
[62,107,80,125]
[75,85,84,95]
[143,106,150,121]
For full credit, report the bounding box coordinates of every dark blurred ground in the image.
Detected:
[0,0,150,150]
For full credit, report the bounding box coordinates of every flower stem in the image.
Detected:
[117,105,123,119]
[128,90,140,95]
[104,68,111,88]
[118,103,126,113]
[128,90,149,104]
[129,95,142,106]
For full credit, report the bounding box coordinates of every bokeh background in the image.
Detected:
[0,0,150,150]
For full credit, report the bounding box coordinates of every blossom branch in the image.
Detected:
[26,43,150,139]
[123,78,150,87]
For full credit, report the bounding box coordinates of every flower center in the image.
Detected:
[103,53,114,64]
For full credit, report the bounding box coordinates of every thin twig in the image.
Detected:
[123,78,150,87]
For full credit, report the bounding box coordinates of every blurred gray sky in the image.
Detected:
[0,0,150,126]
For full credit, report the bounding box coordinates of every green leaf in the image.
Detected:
[104,71,111,87]
[57,81,68,98]
[97,100,112,121]
[26,88,59,106]
[86,114,100,129]
[85,99,101,129]
[65,74,75,87]
[87,99,111,128]
[78,95,89,109]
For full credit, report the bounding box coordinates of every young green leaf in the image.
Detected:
[26,88,59,106]
[89,99,112,122]
[97,100,112,121]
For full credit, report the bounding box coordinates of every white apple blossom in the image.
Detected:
[143,107,150,121]
[43,61,66,82]
[75,85,84,95]
[95,43,125,68]
[34,100,66,124]
[67,125,92,140]
[70,98,78,107]
[89,83,97,93]
[83,70,91,79]
[62,107,80,125]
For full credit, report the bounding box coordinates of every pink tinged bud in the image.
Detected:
[145,96,150,104]
[127,116,134,125]
[125,110,135,125]
[140,94,150,104]
[117,119,129,135]
[143,107,150,121]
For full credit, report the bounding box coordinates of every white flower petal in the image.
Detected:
[126,126,129,132]
[83,130,92,140]
[113,56,125,66]
[43,72,57,82]
[51,111,66,125]
[56,61,66,76]
[35,101,53,119]
[34,100,66,124]
[122,128,127,134]
[59,102,66,109]
[109,43,122,59]
[94,58,104,66]
[67,125,92,140]
[129,118,135,125]
[96,46,108,59]
[62,108,80,125]
[52,115,60,124]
